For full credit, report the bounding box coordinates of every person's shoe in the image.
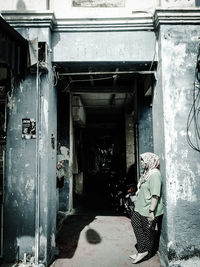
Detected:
[132,251,148,264]
[129,254,137,260]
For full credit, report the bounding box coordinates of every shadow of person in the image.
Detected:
[56,214,99,259]
[16,0,26,10]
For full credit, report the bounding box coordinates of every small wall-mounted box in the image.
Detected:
[28,40,48,74]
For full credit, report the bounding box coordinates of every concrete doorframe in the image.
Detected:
[68,93,74,212]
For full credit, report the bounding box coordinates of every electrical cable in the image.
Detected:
[39,61,59,86]
[186,44,200,152]
[149,37,157,71]
[61,75,115,92]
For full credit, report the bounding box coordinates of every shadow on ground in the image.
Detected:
[56,214,100,258]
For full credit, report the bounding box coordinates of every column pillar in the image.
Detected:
[3,12,57,265]
[153,9,200,267]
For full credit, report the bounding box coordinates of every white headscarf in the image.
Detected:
[136,152,160,195]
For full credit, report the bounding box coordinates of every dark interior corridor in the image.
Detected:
[73,119,126,214]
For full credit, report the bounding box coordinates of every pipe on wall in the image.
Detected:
[35,57,40,265]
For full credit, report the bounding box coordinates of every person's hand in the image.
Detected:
[148,212,154,222]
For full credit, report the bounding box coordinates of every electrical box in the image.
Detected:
[38,42,48,73]
[28,40,48,74]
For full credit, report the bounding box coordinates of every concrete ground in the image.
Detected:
[51,213,162,267]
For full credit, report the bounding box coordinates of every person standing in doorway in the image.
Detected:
[129,152,164,264]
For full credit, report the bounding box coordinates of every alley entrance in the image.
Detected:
[54,64,159,266]
[56,62,155,216]
[72,91,129,214]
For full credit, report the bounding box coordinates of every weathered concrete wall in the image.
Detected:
[52,31,156,63]
[152,27,167,265]
[50,0,197,19]
[154,24,200,267]
[3,24,57,264]
[39,70,57,264]
[4,76,37,261]
[1,0,199,20]
[50,0,157,18]
[138,92,153,158]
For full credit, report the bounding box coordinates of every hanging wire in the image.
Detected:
[149,37,157,71]
[186,44,200,152]
[61,75,115,92]
[38,60,59,86]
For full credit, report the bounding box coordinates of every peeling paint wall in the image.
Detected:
[52,31,156,63]
[152,27,168,265]
[4,75,37,261]
[39,70,57,264]
[138,91,153,159]
[4,26,57,264]
[155,25,200,266]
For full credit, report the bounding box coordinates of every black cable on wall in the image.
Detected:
[186,44,200,153]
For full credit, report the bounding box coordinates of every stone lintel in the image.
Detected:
[2,8,200,32]
[154,8,200,29]
[1,11,154,31]
[1,11,56,29]
[54,16,154,32]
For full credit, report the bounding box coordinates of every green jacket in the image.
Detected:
[134,171,164,217]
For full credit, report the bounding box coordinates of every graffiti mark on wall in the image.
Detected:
[72,0,125,7]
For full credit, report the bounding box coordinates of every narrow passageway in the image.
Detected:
[51,214,161,267]
[54,65,160,266]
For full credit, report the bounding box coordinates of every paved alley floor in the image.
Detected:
[51,214,162,267]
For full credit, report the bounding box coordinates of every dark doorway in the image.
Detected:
[72,91,129,214]
[80,118,126,213]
